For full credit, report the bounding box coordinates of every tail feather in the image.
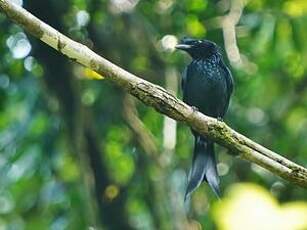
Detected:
[204,152,221,198]
[185,136,220,200]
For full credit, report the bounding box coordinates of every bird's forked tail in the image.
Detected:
[185,136,220,200]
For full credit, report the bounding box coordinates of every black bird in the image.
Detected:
[175,38,234,199]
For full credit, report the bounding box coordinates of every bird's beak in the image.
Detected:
[175,44,192,50]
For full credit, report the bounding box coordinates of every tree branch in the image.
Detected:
[1,0,307,188]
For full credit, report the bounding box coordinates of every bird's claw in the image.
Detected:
[217,117,223,122]
[191,106,199,112]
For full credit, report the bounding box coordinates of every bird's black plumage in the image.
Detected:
[176,38,234,199]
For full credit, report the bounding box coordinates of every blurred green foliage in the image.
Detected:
[0,0,307,229]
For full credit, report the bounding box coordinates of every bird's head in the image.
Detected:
[175,37,219,59]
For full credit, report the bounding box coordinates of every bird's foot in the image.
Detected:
[191,106,199,112]
[217,117,223,122]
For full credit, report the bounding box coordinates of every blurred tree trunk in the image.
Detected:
[24,0,131,229]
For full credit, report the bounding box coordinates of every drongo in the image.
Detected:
[176,38,234,199]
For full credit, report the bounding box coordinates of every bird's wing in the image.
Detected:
[181,67,188,102]
[219,59,234,116]
[220,60,234,98]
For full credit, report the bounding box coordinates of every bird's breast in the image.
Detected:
[184,61,228,117]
